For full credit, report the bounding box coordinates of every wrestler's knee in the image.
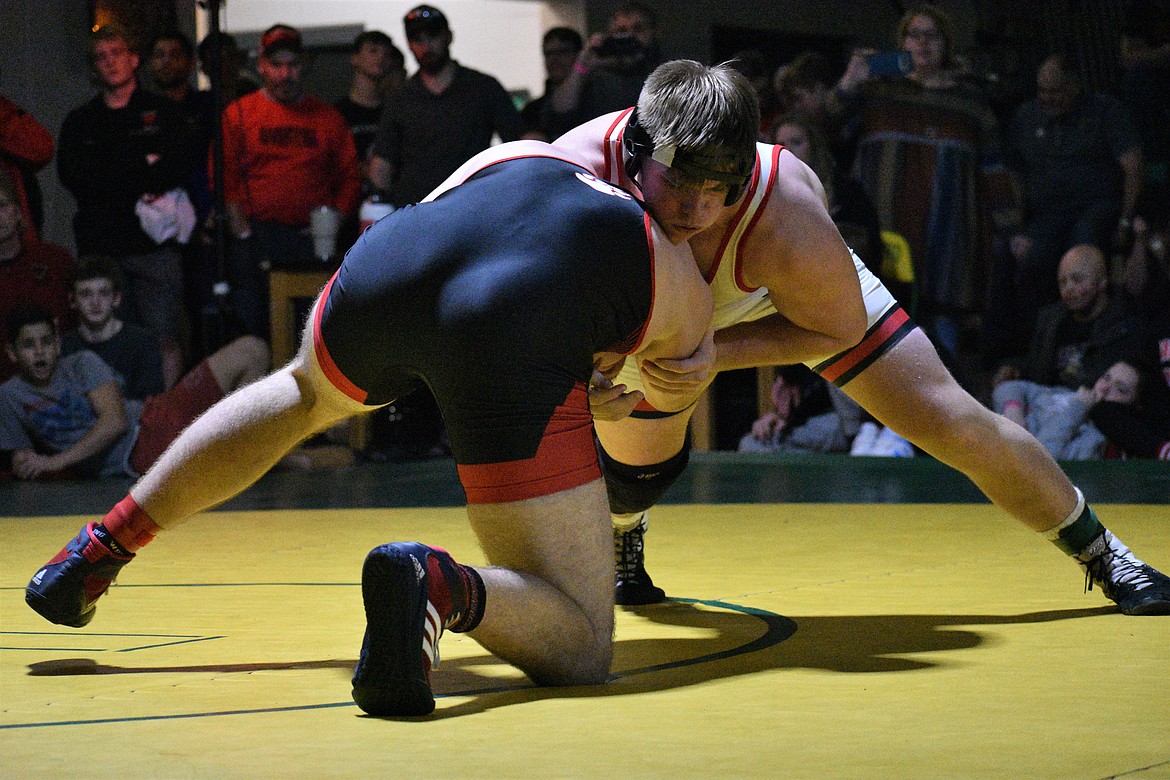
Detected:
[530,641,612,687]
[597,430,692,514]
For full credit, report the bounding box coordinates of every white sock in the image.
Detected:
[612,511,646,533]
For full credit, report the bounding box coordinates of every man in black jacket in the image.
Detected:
[993,244,1140,391]
[58,25,196,390]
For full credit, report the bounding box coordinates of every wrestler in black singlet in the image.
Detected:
[314,156,656,500]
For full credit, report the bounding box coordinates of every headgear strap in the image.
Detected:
[622,109,754,206]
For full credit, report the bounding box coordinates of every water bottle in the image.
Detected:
[359,195,395,234]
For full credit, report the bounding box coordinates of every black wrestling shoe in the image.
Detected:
[352,542,458,716]
[614,515,666,606]
[1080,530,1170,616]
[26,522,134,627]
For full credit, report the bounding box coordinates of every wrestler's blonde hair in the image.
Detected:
[636,60,759,165]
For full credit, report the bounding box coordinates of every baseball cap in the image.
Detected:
[404,5,449,40]
[259,24,303,58]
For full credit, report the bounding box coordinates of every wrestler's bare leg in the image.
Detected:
[596,414,690,539]
[25,307,365,628]
[595,413,691,468]
[465,478,615,685]
[839,328,1077,530]
[134,315,363,527]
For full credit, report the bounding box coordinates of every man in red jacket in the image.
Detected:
[219,24,361,338]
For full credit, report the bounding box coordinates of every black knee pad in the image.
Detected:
[596,430,692,515]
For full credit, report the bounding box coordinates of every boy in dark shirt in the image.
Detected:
[61,257,163,400]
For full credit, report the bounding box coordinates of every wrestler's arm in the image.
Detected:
[633,221,715,413]
[720,152,868,370]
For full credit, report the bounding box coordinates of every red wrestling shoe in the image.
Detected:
[26,522,134,627]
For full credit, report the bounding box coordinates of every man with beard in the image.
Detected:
[148,30,210,121]
[218,24,361,338]
[366,5,523,460]
[147,29,217,346]
[368,5,523,208]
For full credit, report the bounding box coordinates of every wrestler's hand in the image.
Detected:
[588,370,643,422]
[593,352,627,382]
[639,326,716,399]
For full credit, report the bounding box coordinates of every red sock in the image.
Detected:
[100,495,161,553]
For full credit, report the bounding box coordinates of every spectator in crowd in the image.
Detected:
[994,244,1140,392]
[992,360,1148,460]
[0,170,75,381]
[148,30,215,182]
[1120,188,1170,320]
[1091,361,1170,461]
[148,30,209,114]
[544,2,661,140]
[738,365,862,455]
[521,27,584,141]
[774,50,848,161]
[61,256,163,402]
[989,53,1145,358]
[728,49,781,138]
[771,110,882,272]
[369,5,523,208]
[0,88,54,244]
[57,25,196,390]
[335,30,405,176]
[197,32,260,105]
[147,29,220,351]
[1,304,268,480]
[1096,194,1170,460]
[335,30,405,245]
[219,23,361,337]
[834,4,1018,367]
[1117,0,1170,181]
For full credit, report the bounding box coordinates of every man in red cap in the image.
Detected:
[217,24,361,338]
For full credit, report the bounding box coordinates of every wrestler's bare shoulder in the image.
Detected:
[738,147,847,289]
[552,113,622,174]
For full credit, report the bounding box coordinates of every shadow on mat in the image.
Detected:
[25,601,1116,719]
[398,601,1117,720]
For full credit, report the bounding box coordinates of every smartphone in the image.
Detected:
[866,50,912,78]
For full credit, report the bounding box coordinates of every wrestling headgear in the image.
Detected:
[622,109,755,207]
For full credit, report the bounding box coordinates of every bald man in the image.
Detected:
[996,54,1144,351]
[994,244,1141,391]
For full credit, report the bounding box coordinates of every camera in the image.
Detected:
[594,34,641,58]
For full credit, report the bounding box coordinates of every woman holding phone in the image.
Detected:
[831,3,1016,373]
